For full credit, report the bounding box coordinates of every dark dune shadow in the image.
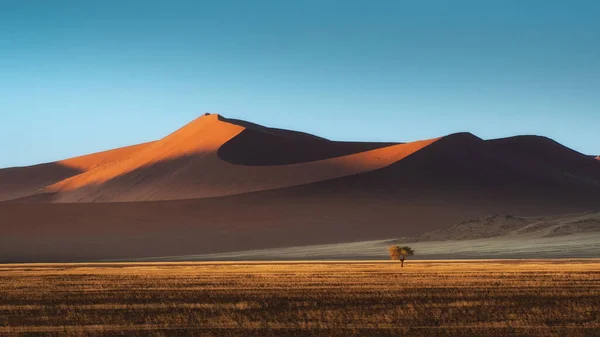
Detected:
[217,127,397,166]
[489,135,600,186]
[218,115,330,141]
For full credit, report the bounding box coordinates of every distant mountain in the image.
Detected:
[1,114,600,262]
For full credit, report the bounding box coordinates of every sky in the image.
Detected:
[1,0,599,167]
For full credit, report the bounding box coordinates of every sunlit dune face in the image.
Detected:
[155,114,246,158]
[0,142,155,202]
[324,138,439,170]
[47,114,245,192]
[57,143,154,171]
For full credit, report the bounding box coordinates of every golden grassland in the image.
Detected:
[1,260,600,336]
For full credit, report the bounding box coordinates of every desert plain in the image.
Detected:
[1,260,600,337]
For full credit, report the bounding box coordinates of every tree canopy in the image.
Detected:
[388,245,415,267]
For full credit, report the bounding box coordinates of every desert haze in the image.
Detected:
[1,114,600,262]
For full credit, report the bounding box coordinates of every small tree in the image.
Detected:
[388,245,415,267]
[388,246,401,261]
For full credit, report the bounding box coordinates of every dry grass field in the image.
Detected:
[1,261,600,336]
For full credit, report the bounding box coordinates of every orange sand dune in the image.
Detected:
[58,142,153,171]
[0,164,80,202]
[45,114,438,202]
[0,142,151,202]
[2,115,600,262]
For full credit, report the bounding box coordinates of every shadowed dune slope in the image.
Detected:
[489,135,600,187]
[270,132,600,213]
[42,114,437,202]
[2,131,600,262]
[217,118,397,165]
[0,143,151,202]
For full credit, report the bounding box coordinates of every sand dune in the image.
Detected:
[489,135,600,186]
[217,118,397,166]
[2,183,598,262]
[43,114,438,202]
[58,142,153,171]
[2,154,599,262]
[1,114,600,262]
[0,163,80,202]
[0,143,151,202]
[7,115,598,204]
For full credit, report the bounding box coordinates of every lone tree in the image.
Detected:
[388,245,415,267]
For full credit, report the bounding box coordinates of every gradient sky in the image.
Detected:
[1,0,599,168]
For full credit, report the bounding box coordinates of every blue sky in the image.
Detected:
[1,0,599,167]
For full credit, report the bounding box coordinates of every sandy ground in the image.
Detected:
[117,211,600,262]
[1,260,599,336]
[124,231,600,262]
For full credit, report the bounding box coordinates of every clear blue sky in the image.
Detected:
[1,0,599,168]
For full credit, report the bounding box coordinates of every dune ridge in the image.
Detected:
[7,115,598,204]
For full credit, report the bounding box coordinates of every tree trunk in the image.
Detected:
[400,258,404,268]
